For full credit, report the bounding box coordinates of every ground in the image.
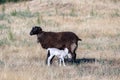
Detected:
[0,0,120,80]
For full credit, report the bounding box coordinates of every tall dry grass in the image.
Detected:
[0,0,120,80]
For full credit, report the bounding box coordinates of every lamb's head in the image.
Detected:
[64,48,69,54]
[64,48,72,60]
[30,26,42,35]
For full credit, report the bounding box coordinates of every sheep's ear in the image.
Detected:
[36,26,42,31]
[39,27,42,31]
[34,26,42,31]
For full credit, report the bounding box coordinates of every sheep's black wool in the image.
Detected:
[30,26,82,62]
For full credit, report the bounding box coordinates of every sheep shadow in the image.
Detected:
[66,58,96,65]
[66,58,119,65]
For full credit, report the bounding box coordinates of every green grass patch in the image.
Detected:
[0,13,11,21]
[0,0,31,4]
[8,29,15,42]
[0,24,8,29]
[111,9,120,17]
[0,38,9,46]
[90,9,98,17]
[0,13,5,20]
[69,7,77,17]
[10,10,39,18]
[37,14,43,25]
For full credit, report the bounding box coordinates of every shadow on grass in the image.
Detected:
[30,57,120,65]
[75,58,96,64]
[65,58,97,65]
[66,58,120,66]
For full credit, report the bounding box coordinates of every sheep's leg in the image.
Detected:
[71,53,76,62]
[71,43,78,62]
[50,55,55,64]
[73,42,78,61]
[46,52,50,64]
[47,55,54,66]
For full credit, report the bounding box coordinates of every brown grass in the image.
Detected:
[0,0,120,80]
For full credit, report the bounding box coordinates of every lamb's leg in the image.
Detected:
[62,58,66,66]
[59,59,62,66]
[47,55,54,66]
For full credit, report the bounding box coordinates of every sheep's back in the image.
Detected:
[37,32,79,49]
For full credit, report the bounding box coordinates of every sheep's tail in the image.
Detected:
[76,36,82,41]
[78,38,82,41]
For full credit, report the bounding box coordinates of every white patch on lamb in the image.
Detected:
[47,48,69,66]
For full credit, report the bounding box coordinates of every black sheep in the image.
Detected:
[30,26,82,63]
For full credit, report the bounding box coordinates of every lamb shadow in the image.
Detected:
[66,58,96,65]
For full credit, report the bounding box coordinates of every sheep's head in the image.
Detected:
[30,26,42,35]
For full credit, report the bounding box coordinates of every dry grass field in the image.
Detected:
[0,0,120,80]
